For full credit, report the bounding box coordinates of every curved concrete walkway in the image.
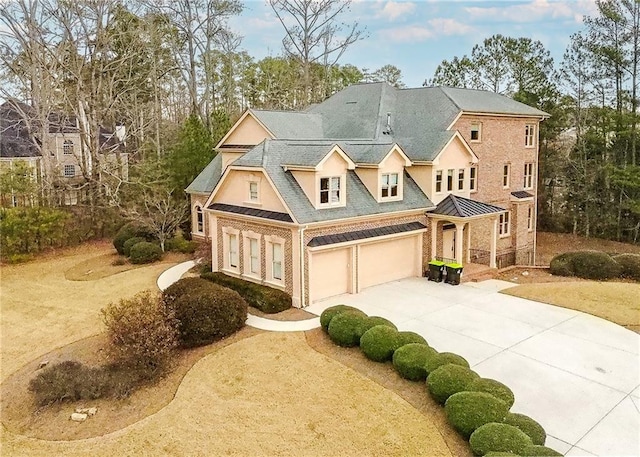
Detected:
[157,261,320,331]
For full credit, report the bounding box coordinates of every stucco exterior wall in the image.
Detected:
[223,114,272,146]
[290,170,315,205]
[213,169,288,214]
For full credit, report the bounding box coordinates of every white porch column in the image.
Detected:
[490,217,498,268]
[466,223,472,263]
[455,222,465,265]
[431,220,438,260]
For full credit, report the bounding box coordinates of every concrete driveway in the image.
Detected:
[306,277,640,457]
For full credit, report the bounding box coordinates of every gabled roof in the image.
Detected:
[439,86,549,117]
[185,154,223,194]
[432,194,505,218]
[251,110,323,139]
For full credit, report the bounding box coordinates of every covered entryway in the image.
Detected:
[309,247,352,302]
[358,235,421,289]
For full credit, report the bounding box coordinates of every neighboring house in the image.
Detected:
[0,100,128,206]
[186,83,548,307]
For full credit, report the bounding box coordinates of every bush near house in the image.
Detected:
[165,234,198,254]
[396,331,428,346]
[319,305,367,332]
[201,272,291,314]
[483,452,520,457]
[130,242,163,264]
[425,352,470,375]
[360,325,401,362]
[122,236,146,257]
[360,316,398,334]
[467,378,515,409]
[162,277,214,309]
[612,253,640,280]
[521,445,563,456]
[392,343,437,381]
[503,412,546,446]
[426,364,479,404]
[469,423,533,456]
[327,311,370,347]
[444,391,510,439]
[549,251,622,280]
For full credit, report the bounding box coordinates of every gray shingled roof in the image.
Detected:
[440,87,549,117]
[432,194,505,218]
[185,154,223,194]
[307,221,426,247]
[251,110,323,139]
[209,203,294,223]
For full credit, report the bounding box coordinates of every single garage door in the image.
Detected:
[358,235,421,290]
[309,247,351,302]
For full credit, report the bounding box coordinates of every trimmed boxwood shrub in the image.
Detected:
[549,251,622,280]
[426,364,479,404]
[113,223,153,255]
[468,378,515,408]
[201,272,292,314]
[171,284,247,348]
[361,316,397,333]
[504,413,546,446]
[122,236,146,257]
[320,305,366,332]
[444,391,510,439]
[328,311,370,347]
[469,423,533,456]
[521,445,563,456]
[484,453,521,457]
[130,242,163,264]
[165,235,198,254]
[396,331,428,346]
[392,343,437,381]
[613,253,640,280]
[360,325,401,362]
[425,351,470,375]
[162,277,214,309]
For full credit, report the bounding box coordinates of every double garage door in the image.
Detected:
[309,235,422,303]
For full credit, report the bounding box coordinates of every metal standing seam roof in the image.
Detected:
[432,194,505,218]
[511,190,534,199]
[307,221,426,247]
[209,203,294,223]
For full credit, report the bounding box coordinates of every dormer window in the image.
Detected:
[320,176,341,206]
[381,173,399,199]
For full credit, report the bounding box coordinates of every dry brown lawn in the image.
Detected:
[535,231,640,265]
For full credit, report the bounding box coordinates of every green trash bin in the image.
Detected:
[427,260,445,282]
[444,262,464,285]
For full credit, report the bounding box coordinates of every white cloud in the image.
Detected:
[380,18,474,42]
[376,1,417,21]
[464,0,599,24]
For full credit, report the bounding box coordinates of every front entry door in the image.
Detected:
[442,229,456,261]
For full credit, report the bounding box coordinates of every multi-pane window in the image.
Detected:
[524,163,534,189]
[527,206,534,231]
[525,124,535,147]
[447,169,454,191]
[249,238,259,274]
[63,140,73,155]
[320,177,340,205]
[499,212,510,236]
[502,164,510,188]
[63,164,75,177]
[381,173,398,198]
[228,233,238,268]
[458,169,465,191]
[470,166,477,192]
[196,206,204,233]
[272,243,282,281]
[435,170,443,193]
[470,124,481,142]
[249,182,259,201]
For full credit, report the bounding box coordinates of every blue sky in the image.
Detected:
[230,0,599,87]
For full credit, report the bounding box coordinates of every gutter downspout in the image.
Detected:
[299,225,308,307]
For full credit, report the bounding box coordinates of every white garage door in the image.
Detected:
[358,235,421,290]
[309,247,351,302]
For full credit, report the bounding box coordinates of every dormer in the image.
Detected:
[216,110,275,169]
[283,144,355,209]
[353,144,412,203]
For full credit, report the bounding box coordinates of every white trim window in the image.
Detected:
[63,164,75,177]
[272,243,282,281]
[222,227,240,272]
[63,140,74,155]
[524,163,534,189]
[195,205,204,233]
[458,169,465,191]
[499,212,510,236]
[447,169,454,192]
[527,206,534,231]
[242,232,261,277]
[229,234,239,268]
[525,124,535,148]
[470,123,481,142]
[248,181,259,202]
[502,164,510,189]
[435,170,443,193]
[470,166,477,192]
[319,176,341,206]
[381,172,399,199]
[265,235,285,285]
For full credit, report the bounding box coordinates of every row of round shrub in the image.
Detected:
[550,250,640,280]
[320,304,557,457]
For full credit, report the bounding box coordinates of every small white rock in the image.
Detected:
[71,412,88,422]
[522,271,530,276]
[87,407,97,416]
[38,360,49,369]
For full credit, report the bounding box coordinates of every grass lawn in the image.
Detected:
[1,243,466,457]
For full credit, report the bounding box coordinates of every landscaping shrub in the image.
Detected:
[360,325,401,362]
[130,241,163,264]
[549,251,622,280]
[327,311,370,347]
[444,391,510,439]
[613,253,640,280]
[113,223,152,255]
[102,291,178,372]
[396,331,428,346]
[122,236,146,257]
[521,445,563,456]
[172,283,247,348]
[425,351,470,374]
[426,364,479,404]
[469,423,533,456]
[201,272,291,313]
[165,234,198,254]
[503,413,546,446]
[360,316,397,334]
[319,304,366,332]
[392,343,437,381]
[484,453,521,457]
[468,378,515,408]
[29,361,108,406]
[162,277,214,309]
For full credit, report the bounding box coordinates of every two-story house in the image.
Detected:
[186,83,548,307]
